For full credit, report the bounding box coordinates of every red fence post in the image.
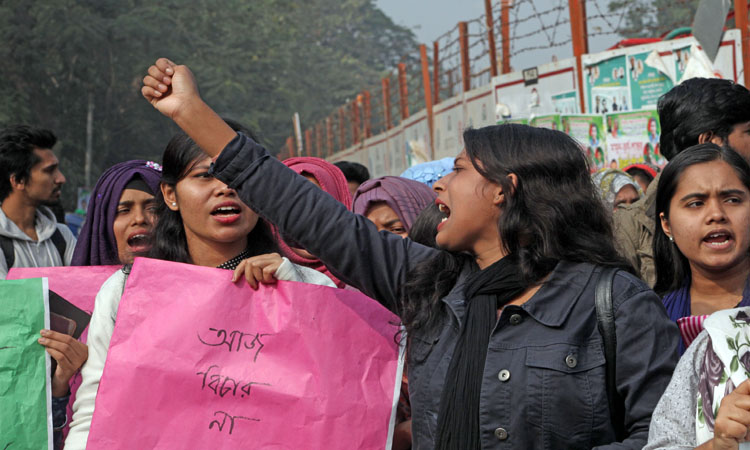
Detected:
[569,0,589,113]
[338,107,346,151]
[485,0,499,78]
[315,122,323,158]
[304,129,313,157]
[420,44,435,159]
[285,137,294,160]
[433,41,440,104]
[737,0,750,86]
[382,77,393,130]
[501,0,511,74]
[398,63,409,120]
[352,98,361,144]
[363,91,372,139]
[326,116,334,157]
[459,21,471,92]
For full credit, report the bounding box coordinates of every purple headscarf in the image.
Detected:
[71,160,162,266]
[352,176,437,232]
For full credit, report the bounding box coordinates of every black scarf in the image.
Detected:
[436,255,527,450]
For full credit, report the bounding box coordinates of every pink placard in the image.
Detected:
[87,258,402,449]
[7,265,120,322]
[7,264,120,445]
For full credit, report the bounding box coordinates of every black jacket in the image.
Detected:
[211,133,680,449]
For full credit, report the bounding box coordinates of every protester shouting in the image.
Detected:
[645,144,750,449]
[72,160,162,266]
[64,123,335,449]
[140,58,679,449]
[653,144,750,355]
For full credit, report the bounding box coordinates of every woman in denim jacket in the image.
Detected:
[140,58,679,449]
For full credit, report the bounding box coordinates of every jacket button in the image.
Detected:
[498,369,511,382]
[494,427,508,440]
[509,314,523,325]
[565,354,578,368]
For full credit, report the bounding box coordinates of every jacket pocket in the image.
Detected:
[524,343,606,444]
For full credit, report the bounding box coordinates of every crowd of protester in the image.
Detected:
[5,57,750,449]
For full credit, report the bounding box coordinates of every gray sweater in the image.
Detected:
[644,331,709,450]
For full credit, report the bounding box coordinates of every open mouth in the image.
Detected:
[210,203,243,224]
[211,205,241,217]
[703,230,733,249]
[127,233,150,250]
[437,203,451,222]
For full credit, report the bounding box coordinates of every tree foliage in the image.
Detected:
[607,0,700,39]
[0,0,417,209]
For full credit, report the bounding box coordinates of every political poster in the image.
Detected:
[605,109,664,169]
[551,91,579,115]
[628,51,674,110]
[585,55,629,115]
[562,115,608,171]
[87,258,403,449]
[0,278,52,450]
[530,114,562,131]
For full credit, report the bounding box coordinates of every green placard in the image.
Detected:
[629,51,674,110]
[0,278,51,450]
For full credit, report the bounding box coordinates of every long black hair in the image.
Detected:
[400,124,631,337]
[653,143,750,295]
[148,128,278,264]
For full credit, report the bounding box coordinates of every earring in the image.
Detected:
[171,202,177,207]
[668,236,674,242]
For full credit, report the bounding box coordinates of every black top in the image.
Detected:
[210,133,680,449]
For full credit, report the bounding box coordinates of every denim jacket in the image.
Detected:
[210,133,680,449]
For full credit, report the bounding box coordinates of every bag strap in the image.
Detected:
[0,228,66,271]
[50,228,67,263]
[0,234,14,269]
[595,266,625,441]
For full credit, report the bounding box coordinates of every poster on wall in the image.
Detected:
[586,55,629,114]
[562,115,608,172]
[497,117,529,125]
[605,109,664,169]
[629,51,674,110]
[551,91,579,115]
[530,114,562,130]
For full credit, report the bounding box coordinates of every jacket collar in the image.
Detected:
[520,260,596,327]
[440,259,596,328]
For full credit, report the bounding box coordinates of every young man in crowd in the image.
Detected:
[334,160,370,197]
[614,78,750,286]
[0,124,76,278]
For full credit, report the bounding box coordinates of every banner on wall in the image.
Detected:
[0,278,52,450]
[530,114,562,130]
[628,51,674,110]
[87,258,403,449]
[551,91,579,115]
[586,55,629,114]
[562,115,608,171]
[605,109,664,169]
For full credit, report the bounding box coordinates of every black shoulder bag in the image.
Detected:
[595,267,626,441]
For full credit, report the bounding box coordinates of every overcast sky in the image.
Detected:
[375,0,622,70]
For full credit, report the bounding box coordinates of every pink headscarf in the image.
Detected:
[277,157,352,288]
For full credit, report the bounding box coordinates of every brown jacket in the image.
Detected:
[613,173,660,287]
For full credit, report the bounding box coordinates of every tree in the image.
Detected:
[0,0,417,210]
[607,0,700,38]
